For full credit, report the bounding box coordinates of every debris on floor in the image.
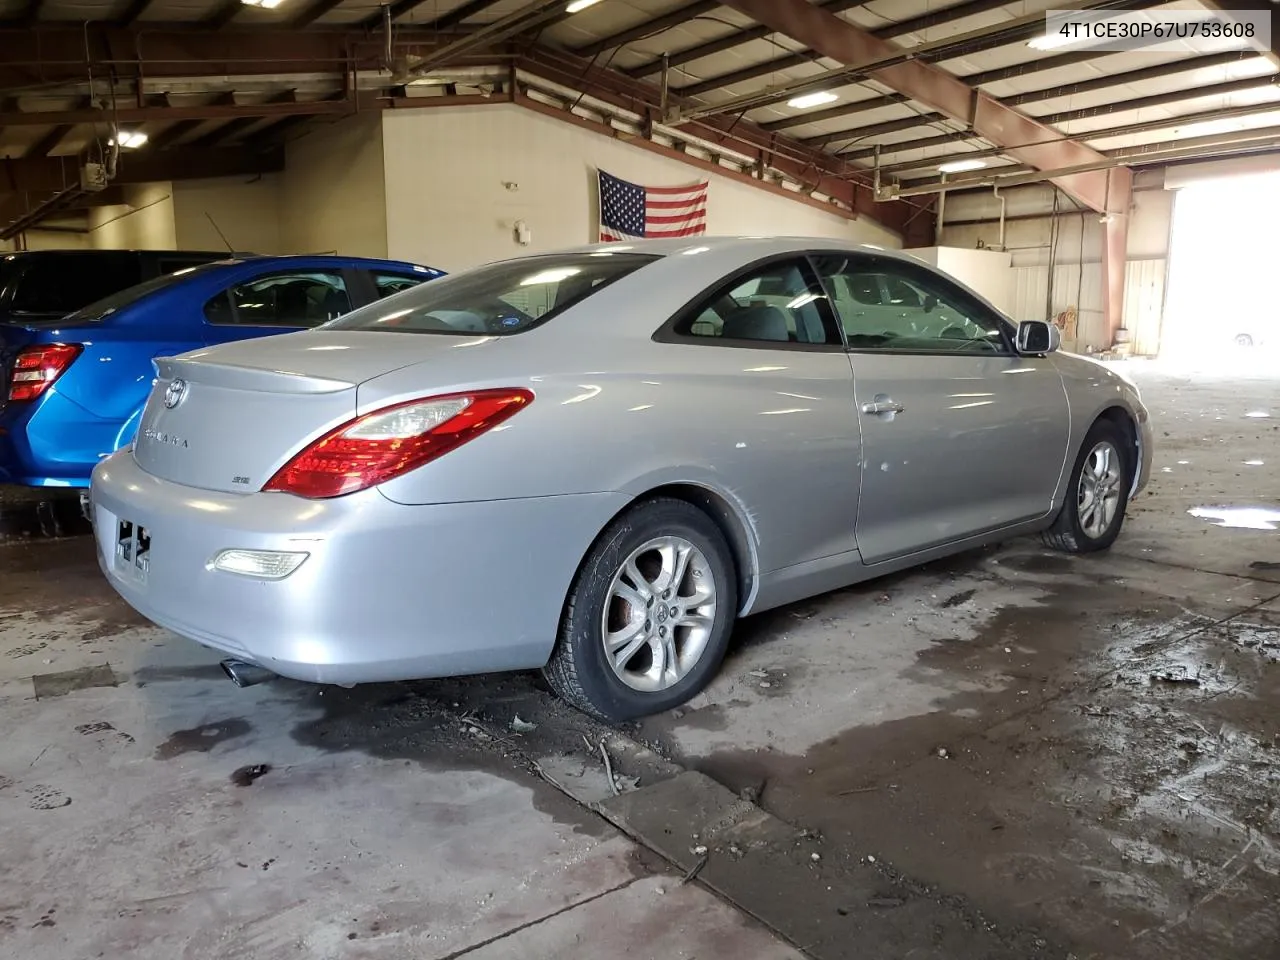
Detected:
[230,763,272,787]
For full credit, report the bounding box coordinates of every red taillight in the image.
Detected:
[7,344,82,402]
[263,388,534,499]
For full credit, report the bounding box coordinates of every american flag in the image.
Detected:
[598,170,709,242]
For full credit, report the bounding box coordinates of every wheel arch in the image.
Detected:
[568,481,761,619]
[1094,404,1142,494]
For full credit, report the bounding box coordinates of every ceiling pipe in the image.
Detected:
[993,184,1006,251]
[394,0,565,82]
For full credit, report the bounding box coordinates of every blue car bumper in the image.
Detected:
[0,392,123,488]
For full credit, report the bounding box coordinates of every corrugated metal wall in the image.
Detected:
[1124,259,1167,356]
[1009,259,1165,354]
[1010,263,1103,351]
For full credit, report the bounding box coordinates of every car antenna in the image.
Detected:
[204,212,235,254]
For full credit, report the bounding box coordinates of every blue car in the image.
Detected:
[0,255,444,489]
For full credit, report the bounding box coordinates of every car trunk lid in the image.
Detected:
[132,331,487,493]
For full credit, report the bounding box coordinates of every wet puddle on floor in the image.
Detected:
[655,564,1280,960]
[1187,505,1280,531]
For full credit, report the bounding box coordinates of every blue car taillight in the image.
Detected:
[8,343,82,402]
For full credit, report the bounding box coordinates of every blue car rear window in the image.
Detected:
[63,262,230,322]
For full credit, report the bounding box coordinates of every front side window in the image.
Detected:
[673,258,841,346]
[205,270,351,327]
[372,271,431,299]
[813,254,1009,354]
[324,253,657,336]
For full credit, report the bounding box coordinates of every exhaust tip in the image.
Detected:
[220,659,276,688]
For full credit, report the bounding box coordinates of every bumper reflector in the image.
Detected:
[211,549,309,580]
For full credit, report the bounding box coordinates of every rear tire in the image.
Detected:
[544,498,738,722]
[1042,420,1131,554]
[1235,333,1255,348]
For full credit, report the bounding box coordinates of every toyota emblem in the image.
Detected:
[164,378,189,409]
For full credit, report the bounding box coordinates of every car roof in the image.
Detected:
[553,235,914,261]
[173,255,441,271]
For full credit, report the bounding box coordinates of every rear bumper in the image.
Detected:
[90,451,629,685]
[0,393,115,488]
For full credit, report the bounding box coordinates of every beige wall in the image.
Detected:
[173,175,283,254]
[281,114,388,258]
[907,246,1015,316]
[1,230,90,252]
[381,104,901,272]
[87,182,177,250]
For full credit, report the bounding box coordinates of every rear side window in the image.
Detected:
[671,257,843,347]
[205,270,352,327]
[372,271,430,299]
[7,253,142,317]
[324,253,658,336]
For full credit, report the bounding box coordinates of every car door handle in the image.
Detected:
[861,397,905,415]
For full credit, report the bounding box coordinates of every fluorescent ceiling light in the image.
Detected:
[521,267,581,286]
[241,0,286,7]
[787,91,839,109]
[938,158,987,173]
[1027,32,1077,51]
[566,0,602,12]
[109,131,148,149]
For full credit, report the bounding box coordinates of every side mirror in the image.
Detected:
[923,294,937,313]
[1016,320,1061,355]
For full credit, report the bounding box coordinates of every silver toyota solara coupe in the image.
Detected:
[91,237,1152,720]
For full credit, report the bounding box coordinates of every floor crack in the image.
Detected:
[439,877,644,959]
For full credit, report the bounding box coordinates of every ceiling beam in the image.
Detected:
[627,0,870,80]
[887,99,1280,178]
[147,118,205,150]
[571,1,720,58]
[676,0,1160,106]
[0,97,355,126]
[674,0,1022,96]
[764,51,1259,134]
[829,72,1280,156]
[290,0,347,28]
[714,0,1123,213]
[23,123,72,158]
[0,26,482,88]
[364,0,503,31]
[1200,0,1279,70]
[188,115,264,149]
[115,0,153,26]
[515,44,936,244]
[16,0,42,27]
[0,147,283,194]
[203,0,243,30]
[187,89,299,148]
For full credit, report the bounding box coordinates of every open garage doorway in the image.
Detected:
[1161,170,1280,367]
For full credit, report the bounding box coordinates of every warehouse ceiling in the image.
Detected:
[1,0,1277,239]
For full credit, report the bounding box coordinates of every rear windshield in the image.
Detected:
[322,253,659,336]
[1,252,144,320]
[63,261,229,322]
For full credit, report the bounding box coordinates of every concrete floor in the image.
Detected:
[1,363,1277,959]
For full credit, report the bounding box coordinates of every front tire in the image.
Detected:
[544,498,738,722]
[1042,420,1131,554]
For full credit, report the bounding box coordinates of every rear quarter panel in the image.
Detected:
[362,250,864,577]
